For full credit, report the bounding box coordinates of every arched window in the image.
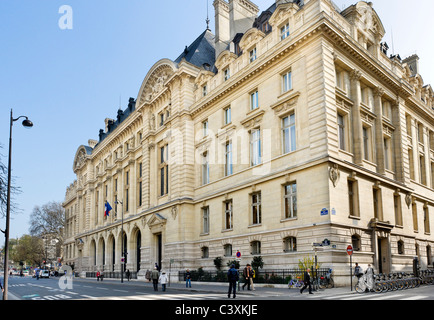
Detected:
[352,235,361,251]
[250,241,261,255]
[283,237,297,252]
[398,240,405,255]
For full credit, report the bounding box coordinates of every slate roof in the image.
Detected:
[174,29,216,71]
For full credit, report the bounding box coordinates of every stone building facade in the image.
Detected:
[63,0,434,286]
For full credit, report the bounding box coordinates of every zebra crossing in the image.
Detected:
[77,293,227,301]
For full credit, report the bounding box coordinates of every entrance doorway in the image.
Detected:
[156,233,162,270]
[136,231,141,272]
[377,238,390,274]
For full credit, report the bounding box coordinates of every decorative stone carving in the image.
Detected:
[329,164,340,188]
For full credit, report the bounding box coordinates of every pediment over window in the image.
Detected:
[268,2,300,27]
[215,50,238,71]
[147,213,167,230]
[239,28,265,52]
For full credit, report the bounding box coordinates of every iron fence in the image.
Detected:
[85,271,138,280]
[178,268,331,285]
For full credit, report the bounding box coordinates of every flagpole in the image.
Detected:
[116,200,124,284]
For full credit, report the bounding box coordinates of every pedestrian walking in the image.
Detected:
[0,278,3,293]
[145,269,151,282]
[126,269,131,281]
[354,263,363,277]
[242,264,252,291]
[155,262,161,272]
[365,264,374,292]
[159,271,168,292]
[151,267,160,291]
[185,269,192,288]
[300,268,313,294]
[100,270,104,281]
[96,271,100,281]
[249,265,255,291]
[227,264,239,299]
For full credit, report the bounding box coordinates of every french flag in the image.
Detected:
[105,202,112,217]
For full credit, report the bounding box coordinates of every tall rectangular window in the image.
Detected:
[202,152,209,185]
[138,162,143,207]
[160,145,169,196]
[249,48,257,63]
[363,127,371,161]
[412,202,419,232]
[202,207,210,234]
[203,120,209,137]
[373,187,382,221]
[431,162,434,188]
[224,68,230,81]
[225,141,233,176]
[284,183,297,219]
[250,129,261,166]
[394,193,403,226]
[424,205,430,234]
[420,155,426,185]
[224,200,233,230]
[338,114,346,150]
[224,107,231,125]
[282,114,296,154]
[384,137,392,170]
[283,71,292,93]
[280,23,290,40]
[250,90,259,110]
[251,192,262,225]
[348,179,359,217]
[125,170,130,212]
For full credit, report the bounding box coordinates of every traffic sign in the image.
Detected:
[347,245,353,256]
[236,251,241,259]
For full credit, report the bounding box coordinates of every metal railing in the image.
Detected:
[178,268,330,285]
[85,271,138,280]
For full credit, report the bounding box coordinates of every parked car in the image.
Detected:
[40,270,50,278]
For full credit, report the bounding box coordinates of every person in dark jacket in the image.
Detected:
[227,264,239,299]
[185,269,192,288]
[300,268,313,294]
[242,264,252,291]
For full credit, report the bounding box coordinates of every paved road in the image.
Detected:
[4,275,434,301]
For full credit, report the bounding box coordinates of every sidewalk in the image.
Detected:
[80,276,353,298]
[166,280,354,298]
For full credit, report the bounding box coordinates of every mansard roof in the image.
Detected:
[174,29,216,71]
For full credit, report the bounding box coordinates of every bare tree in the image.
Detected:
[29,201,65,248]
[0,144,22,219]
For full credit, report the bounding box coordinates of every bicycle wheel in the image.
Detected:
[327,278,334,289]
[319,278,326,290]
[374,282,383,293]
[355,283,364,293]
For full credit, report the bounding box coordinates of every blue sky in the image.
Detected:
[1,0,433,245]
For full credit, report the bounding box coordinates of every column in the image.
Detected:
[350,69,363,165]
[374,87,385,174]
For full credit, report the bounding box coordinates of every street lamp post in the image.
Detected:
[3,109,33,300]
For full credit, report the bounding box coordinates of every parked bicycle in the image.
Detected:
[319,270,334,289]
[288,276,304,289]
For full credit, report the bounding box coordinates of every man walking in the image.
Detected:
[227,264,239,299]
[151,267,160,291]
[300,268,313,294]
[242,264,252,291]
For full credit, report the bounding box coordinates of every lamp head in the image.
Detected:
[22,119,33,128]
